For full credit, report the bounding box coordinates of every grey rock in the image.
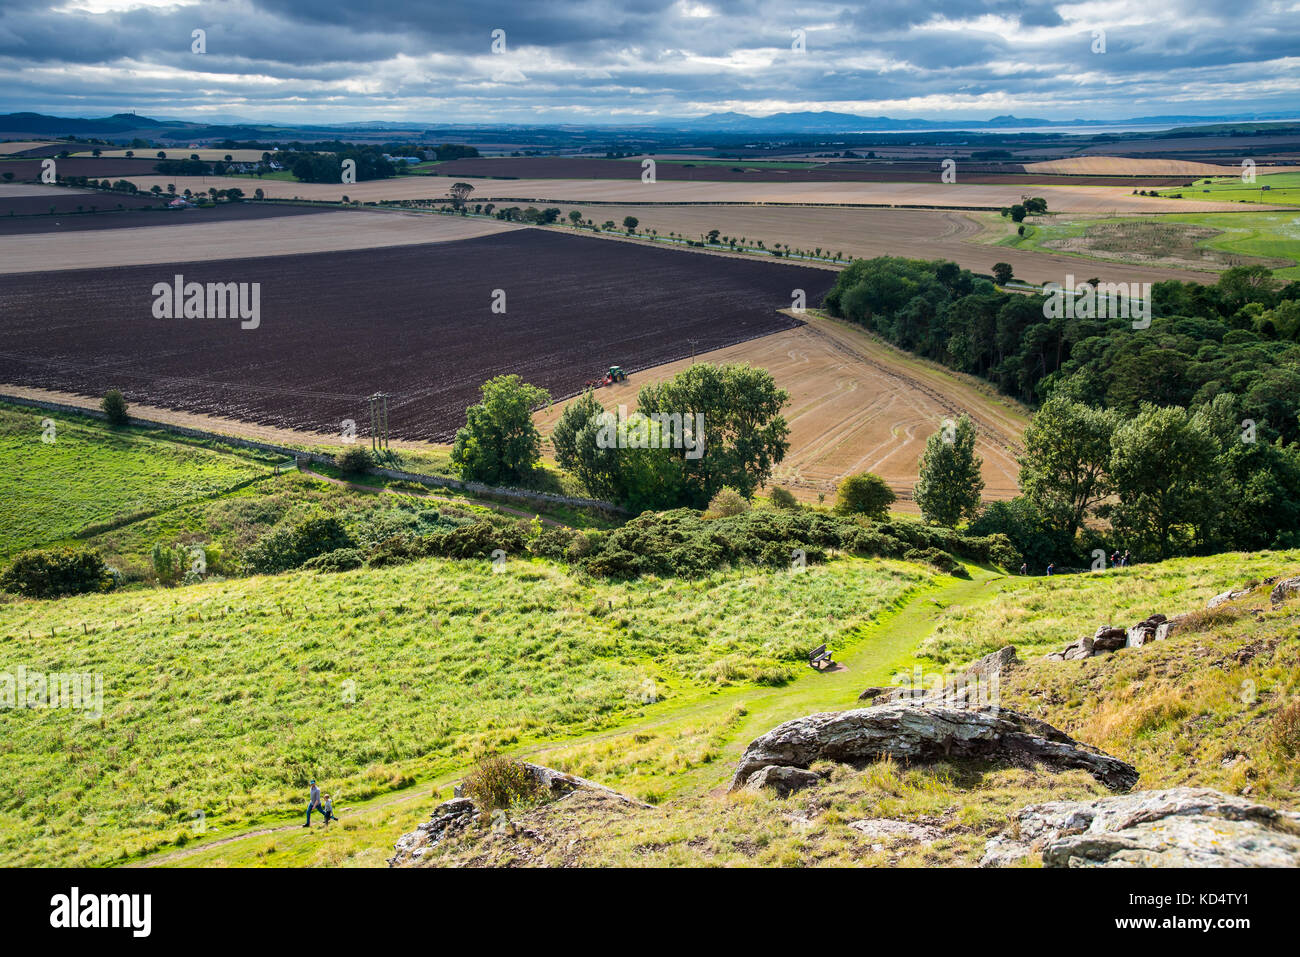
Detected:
[1208,588,1250,610]
[387,796,478,866]
[1270,576,1300,606]
[858,686,890,702]
[728,703,1138,793]
[982,787,1300,868]
[742,764,820,797]
[849,818,940,847]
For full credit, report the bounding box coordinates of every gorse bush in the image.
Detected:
[301,547,366,572]
[1,547,113,599]
[705,486,749,518]
[462,757,543,812]
[334,446,374,473]
[243,514,355,574]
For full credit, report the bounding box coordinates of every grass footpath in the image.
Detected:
[132,567,993,867]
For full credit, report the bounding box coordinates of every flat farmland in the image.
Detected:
[0,200,332,236]
[538,312,1027,507]
[0,156,165,181]
[423,156,1188,187]
[549,205,1216,285]
[0,229,830,441]
[0,208,520,273]
[0,183,162,216]
[111,174,1280,213]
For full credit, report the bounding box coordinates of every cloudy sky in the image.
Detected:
[0,0,1297,124]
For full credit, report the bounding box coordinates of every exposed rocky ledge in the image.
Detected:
[388,761,647,866]
[728,702,1138,793]
[982,787,1300,867]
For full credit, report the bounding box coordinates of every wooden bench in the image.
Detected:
[809,644,834,670]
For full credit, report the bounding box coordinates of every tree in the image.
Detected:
[450,375,551,485]
[836,473,895,519]
[635,363,790,506]
[1009,204,1026,223]
[101,389,128,427]
[992,262,1014,285]
[914,415,984,526]
[448,181,474,211]
[1023,196,1048,215]
[568,210,582,226]
[1107,404,1219,559]
[623,216,639,234]
[1018,396,1119,539]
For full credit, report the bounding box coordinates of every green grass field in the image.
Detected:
[993,209,1300,279]
[1157,170,1300,205]
[0,553,932,866]
[0,405,274,558]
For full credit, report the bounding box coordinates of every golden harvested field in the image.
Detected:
[0,209,520,273]
[115,173,1285,213]
[552,205,1214,285]
[1023,156,1238,176]
[536,312,1027,508]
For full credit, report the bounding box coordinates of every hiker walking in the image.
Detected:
[1122,550,1131,568]
[1019,562,1028,575]
[303,779,323,827]
[321,793,337,827]
[1046,562,1055,576]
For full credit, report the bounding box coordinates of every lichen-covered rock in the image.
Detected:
[982,787,1300,868]
[1270,576,1300,606]
[729,703,1137,793]
[387,797,478,866]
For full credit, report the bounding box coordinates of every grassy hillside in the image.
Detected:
[0,553,931,866]
[0,404,275,558]
[409,553,1300,867]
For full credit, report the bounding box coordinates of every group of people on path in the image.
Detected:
[304,779,337,828]
[1019,550,1131,577]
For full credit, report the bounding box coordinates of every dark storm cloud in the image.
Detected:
[0,0,1294,122]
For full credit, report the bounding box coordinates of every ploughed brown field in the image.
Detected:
[0,183,162,216]
[0,229,831,442]
[422,156,1191,187]
[538,313,1027,508]
[0,200,331,236]
[0,156,166,181]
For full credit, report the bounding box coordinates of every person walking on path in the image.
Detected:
[304,779,323,827]
[1046,562,1055,576]
[321,794,337,828]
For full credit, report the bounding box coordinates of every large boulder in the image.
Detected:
[728,703,1138,793]
[982,787,1300,868]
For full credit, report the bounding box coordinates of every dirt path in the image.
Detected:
[132,569,1000,867]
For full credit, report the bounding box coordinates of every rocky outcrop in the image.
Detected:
[728,703,1137,793]
[860,646,1018,707]
[1046,615,1184,661]
[388,761,648,866]
[982,787,1300,868]
[388,797,478,866]
[1270,576,1300,607]
[741,764,820,797]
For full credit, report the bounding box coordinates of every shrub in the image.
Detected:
[244,514,356,574]
[769,487,799,509]
[836,473,895,519]
[0,547,113,598]
[1267,700,1300,762]
[903,546,967,577]
[462,757,543,812]
[101,389,129,426]
[335,446,374,473]
[301,547,366,572]
[704,487,749,519]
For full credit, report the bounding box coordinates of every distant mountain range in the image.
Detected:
[2,109,1298,142]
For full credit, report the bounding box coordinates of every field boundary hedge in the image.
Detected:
[0,392,628,517]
